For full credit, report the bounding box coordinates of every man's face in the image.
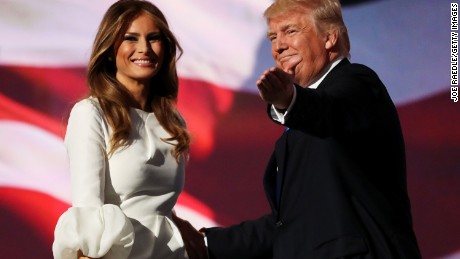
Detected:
[267,9,329,87]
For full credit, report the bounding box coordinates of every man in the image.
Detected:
[176,0,422,258]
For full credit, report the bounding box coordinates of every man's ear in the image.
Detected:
[325,29,339,50]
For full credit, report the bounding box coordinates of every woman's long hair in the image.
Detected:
[87,0,190,161]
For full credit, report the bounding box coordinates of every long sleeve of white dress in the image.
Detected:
[53,99,134,259]
[53,98,187,259]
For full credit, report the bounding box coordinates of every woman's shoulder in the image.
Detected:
[71,97,103,116]
[67,97,107,126]
[73,96,101,109]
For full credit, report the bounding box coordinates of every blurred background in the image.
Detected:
[0,0,459,258]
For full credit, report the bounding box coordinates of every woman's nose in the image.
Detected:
[137,38,150,53]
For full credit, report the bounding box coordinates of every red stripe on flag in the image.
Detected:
[0,93,65,138]
[5,65,87,101]
[0,187,69,241]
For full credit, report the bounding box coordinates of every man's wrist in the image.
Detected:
[199,227,208,247]
[273,106,287,113]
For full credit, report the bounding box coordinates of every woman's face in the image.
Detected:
[115,12,165,87]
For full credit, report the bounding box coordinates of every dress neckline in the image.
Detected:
[131,107,153,114]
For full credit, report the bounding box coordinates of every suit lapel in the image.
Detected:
[264,129,289,213]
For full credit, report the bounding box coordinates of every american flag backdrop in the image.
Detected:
[0,0,459,258]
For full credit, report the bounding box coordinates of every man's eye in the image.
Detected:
[286,29,297,35]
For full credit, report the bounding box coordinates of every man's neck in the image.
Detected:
[306,57,345,89]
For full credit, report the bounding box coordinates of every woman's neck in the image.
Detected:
[120,79,151,111]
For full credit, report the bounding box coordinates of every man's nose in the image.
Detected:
[274,36,288,53]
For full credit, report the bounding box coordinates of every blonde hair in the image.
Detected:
[264,0,350,55]
[87,0,190,161]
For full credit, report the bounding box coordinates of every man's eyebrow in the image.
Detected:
[266,24,298,37]
[282,24,300,31]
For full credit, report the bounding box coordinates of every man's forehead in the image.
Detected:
[268,14,311,33]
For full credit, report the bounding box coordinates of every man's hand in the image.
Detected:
[171,212,208,259]
[256,56,300,110]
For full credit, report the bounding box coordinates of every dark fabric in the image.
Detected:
[205,215,276,259]
[206,59,421,259]
[275,128,289,207]
[275,168,281,207]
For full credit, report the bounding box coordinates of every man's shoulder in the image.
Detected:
[327,60,380,82]
[318,59,386,94]
[335,59,376,75]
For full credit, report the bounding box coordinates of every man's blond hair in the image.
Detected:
[264,0,350,55]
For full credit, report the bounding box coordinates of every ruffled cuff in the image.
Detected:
[53,204,134,259]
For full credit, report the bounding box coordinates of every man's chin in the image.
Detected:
[292,77,301,86]
[293,78,309,88]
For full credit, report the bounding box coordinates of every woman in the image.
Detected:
[52,0,193,258]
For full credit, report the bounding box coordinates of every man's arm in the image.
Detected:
[172,213,275,259]
[284,64,384,137]
[204,214,276,259]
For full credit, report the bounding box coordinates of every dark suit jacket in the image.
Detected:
[205,59,421,259]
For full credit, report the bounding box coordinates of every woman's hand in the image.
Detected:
[171,212,208,259]
[77,250,97,259]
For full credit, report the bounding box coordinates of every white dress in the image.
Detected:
[53,97,188,259]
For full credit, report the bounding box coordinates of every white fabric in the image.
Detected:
[271,84,297,124]
[53,204,134,259]
[53,98,188,259]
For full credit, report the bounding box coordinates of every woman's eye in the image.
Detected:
[124,35,137,42]
[149,34,162,42]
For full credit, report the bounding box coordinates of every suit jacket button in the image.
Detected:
[276,221,283,227]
